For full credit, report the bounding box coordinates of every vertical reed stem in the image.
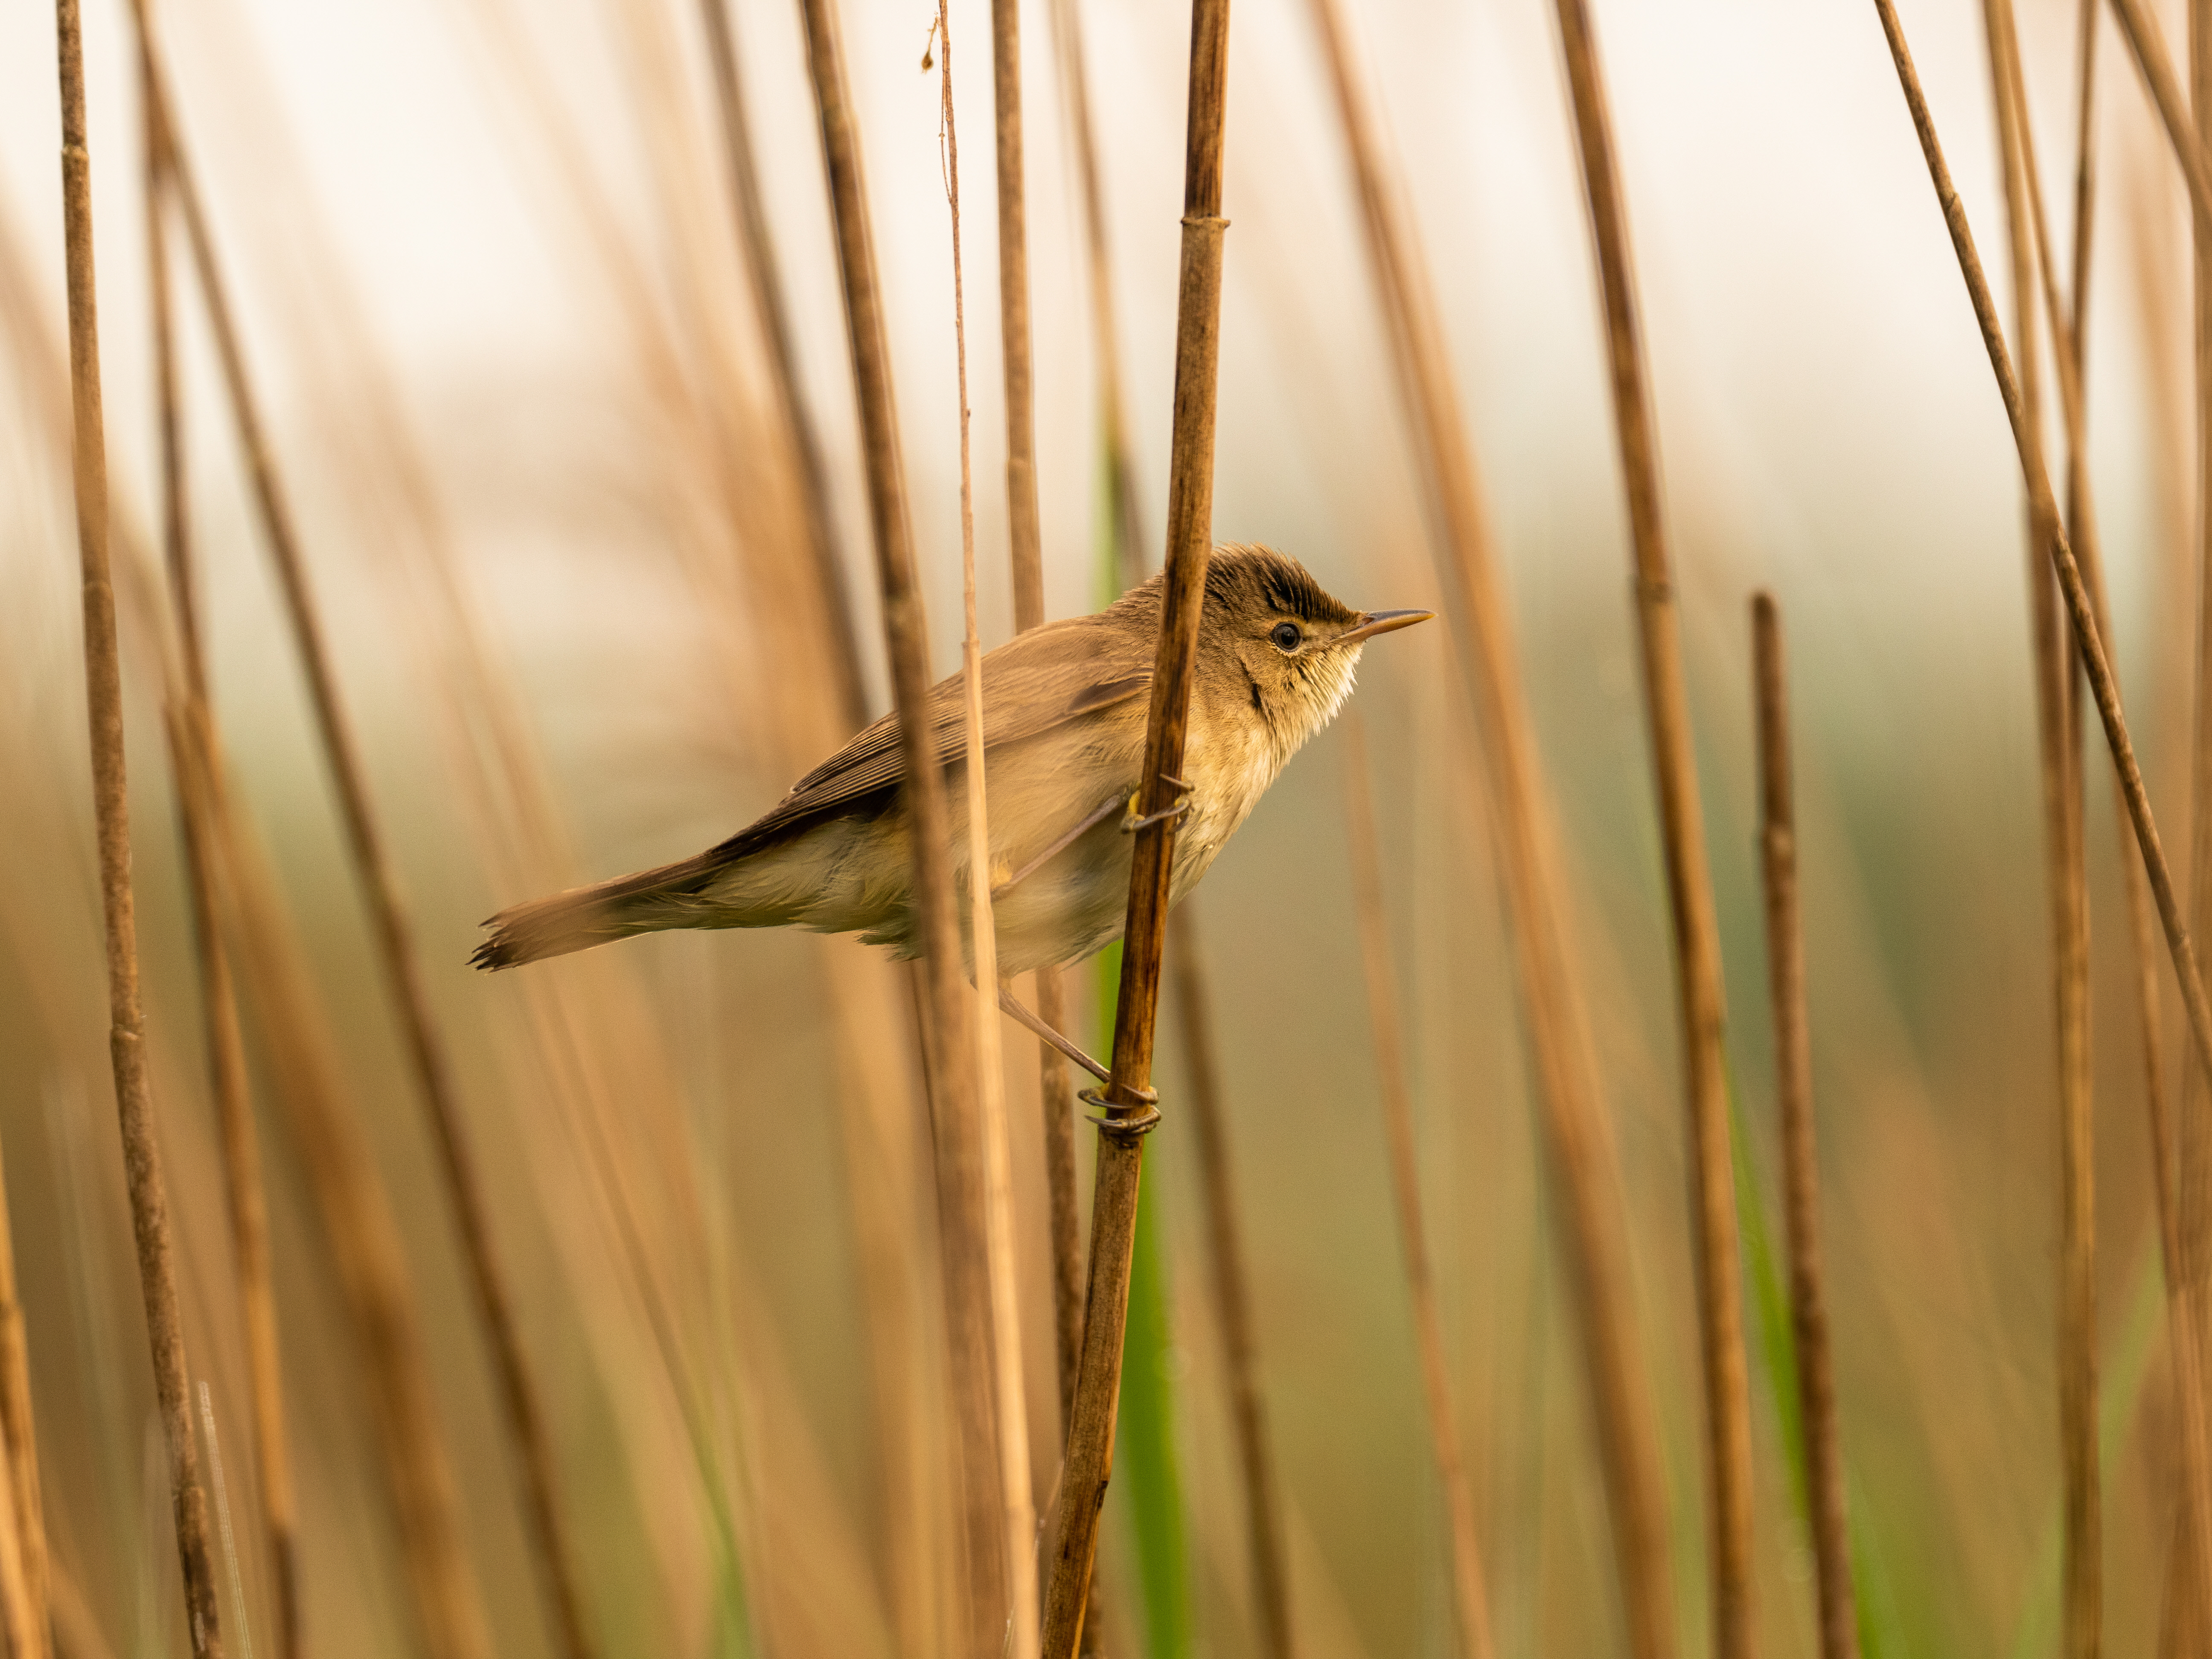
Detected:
[0,1126,45,1659]
[1863,0,2212,1619]
[1546,3,1757,1650]
[141,55,301,1658]
[1974,5,2099,1650]
[125,27,595,1657]
[941,12,1042,1652]
[1340,713,1495,1659]
[52,3,225,1652]
[1750,595,1858,1659]
[1298,0,1676,1645]
[797,0,1006,1643]
[1039,0,1232,1644]
[1172,913,1295,1656]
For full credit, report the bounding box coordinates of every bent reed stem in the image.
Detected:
[1865,0,2212,1619]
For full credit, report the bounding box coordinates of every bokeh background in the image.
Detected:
[1,0,2204,1649]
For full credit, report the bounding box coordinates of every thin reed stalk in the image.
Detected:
[1040,0,1233,1642]
[2183,0,2212,1641]
[940,14,1042,1653]
[0,1126,43,1659]
[126,26,598,1656]
[1750,595,1857,1659]
[52,5,225,1652]
[1170,912,1295,1657]
[696,0,863,730]
[1546,0,1758,1649]
[1862,0,2212,1620]
[1339,713,1494,1659]
[1974,3,2099,1650]
[141,58,300,1657]
[797,0,1007,1643]
[1297,0,1676,1647]
[2102,0,2212,232]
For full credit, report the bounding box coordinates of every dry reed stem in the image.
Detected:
[1039,0,1232,1643]
[52,5,226,1652]
[1545,0,1758,1649]
[127,29,597,1657]
[1750,595,1857,1659]
[140,66,300,1657]
[940,13,1042,1652]
[1975,3,2099,1650]
[1863,0,2212,1621]
[1298,0,1675,1646]
[2103,0,2212,234]
[1171,911,1295,1658]
[0,1127,42,1659]
[798,0,1007,1642]
[696,0,864,730]
[1340,713,1495,1659]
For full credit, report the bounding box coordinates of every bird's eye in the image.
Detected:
[1270,621,1301,652]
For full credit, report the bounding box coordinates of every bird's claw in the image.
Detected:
[1121,775,1195,834]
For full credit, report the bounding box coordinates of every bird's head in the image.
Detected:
[1193,544,1433,747]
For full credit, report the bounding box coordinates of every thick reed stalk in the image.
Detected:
[52,6,225,1653]
[1298,0,1675,1647]
[696,0,863,730]
[1974,6,2098,1651]
[0,1128,45,1659]
[1039,0,1232,1644]
[1863,0,2212,1618]
[127,30,596,1658]
[1340,714,1495,1659]
[1546,2,1758,1650]
[1750,596,1857,1659]
[796,0,1005,1643]
[940,15,1042,1653]
[1170,912,1294,1657]
[140,70,301,1659]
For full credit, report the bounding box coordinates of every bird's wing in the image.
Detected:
[711,616,1152,859]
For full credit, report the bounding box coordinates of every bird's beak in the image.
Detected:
[1337,608,1435,646]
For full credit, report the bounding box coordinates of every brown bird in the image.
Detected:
[474,544,1428,1060]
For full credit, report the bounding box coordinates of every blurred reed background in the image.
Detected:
[3,0,2210,1647]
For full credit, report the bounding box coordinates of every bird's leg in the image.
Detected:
[1121,773,1195,833]
[996,983,1111,1082]
[990,793,1126,899]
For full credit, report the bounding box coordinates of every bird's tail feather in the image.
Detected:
[472,852,733,970]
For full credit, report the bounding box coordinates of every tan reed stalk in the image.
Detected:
[0,1455,31,1659]
[1297,1,1676,1648]
[2183,0,2212,1641]
[52,6,226,1653]
[1339,712,1495,1659]
[796,0,1007,1642]
[940,12,1042,1653]
[125,26,597,1657]
[1749,595,1857,1659]
[1039,0,1231,1645]
[1545,1,1758,1650]
[1974,4,2098,1650]
[0,1122,46,1659]
[1861,0,2212,1618]
[696,0,863,729]
[2101,0,2212,232]
[140,66,300,1658]
[1170,911,1295,1657]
